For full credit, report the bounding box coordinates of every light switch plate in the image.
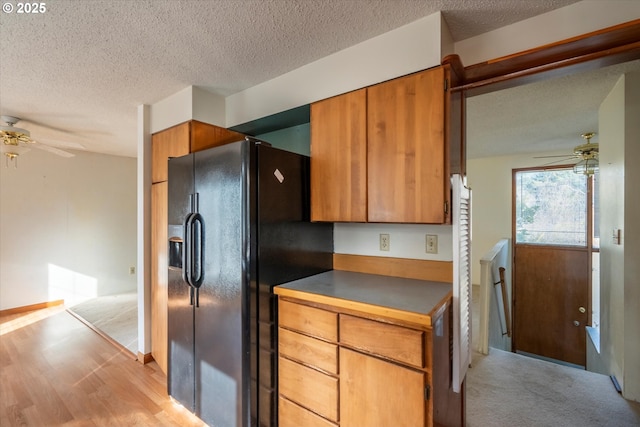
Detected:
[613,228,621,245]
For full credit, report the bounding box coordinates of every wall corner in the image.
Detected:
[137,104,152,356]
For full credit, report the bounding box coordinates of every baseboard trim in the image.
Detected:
[138,352,154,365]
[0,299,65,316]
[66,308,137,361]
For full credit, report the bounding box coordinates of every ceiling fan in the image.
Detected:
[534,132,599,176]
[0,115,79,167]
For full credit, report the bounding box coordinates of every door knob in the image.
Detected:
[579,306,586,314]
[573,320,580,327]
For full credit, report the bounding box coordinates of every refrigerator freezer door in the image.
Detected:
[167,153,196,412]
[193,141,247,427]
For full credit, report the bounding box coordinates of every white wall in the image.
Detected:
[597,71,640,401]
[0,149,137,310]
[225,12,445,127]
[335,223,453,261]
[137,104,152,356]
[454,0,640,66]
[623,72,640,401]
[150,85,227,133]
[598,74,626,393]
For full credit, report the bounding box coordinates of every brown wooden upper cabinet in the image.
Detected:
[151,120,245,183]
[310,66,451,224]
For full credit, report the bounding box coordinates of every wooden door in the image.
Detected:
[310,89,367,222]
[514,246,589,366]
[339,347,425,427]
[513,167,591,366]
[367,67,446,223]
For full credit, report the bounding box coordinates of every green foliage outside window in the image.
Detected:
[515,169,587,246]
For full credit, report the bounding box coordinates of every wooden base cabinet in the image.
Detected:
[277,295,463,427]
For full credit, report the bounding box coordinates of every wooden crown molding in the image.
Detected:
[442,19,640,96]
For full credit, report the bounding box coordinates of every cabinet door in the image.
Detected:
[190,120,244,152]
[151,181,168,373]
[340,347,426,427]
[310,89,367,222]
[367,67,446,223]
[151,122,190,183]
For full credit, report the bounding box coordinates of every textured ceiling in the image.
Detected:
[0,0,596,159]
[467,59,640,159]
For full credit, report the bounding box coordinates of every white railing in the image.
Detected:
[478,238,512,355]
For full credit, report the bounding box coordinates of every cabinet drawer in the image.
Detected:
[279,328,338,375]
[339,314,425,368]
[279,300,338,342]
[279,396,338,427]
[279,356,338,422]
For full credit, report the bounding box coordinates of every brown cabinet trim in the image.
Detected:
[443,19,640,96]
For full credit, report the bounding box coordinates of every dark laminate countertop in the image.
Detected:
[274,270,452,326]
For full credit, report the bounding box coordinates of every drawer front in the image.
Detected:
[278,356,338,422]
[279,299,338,342]
[279,327,338,375]
[339,314,425,368]
[279,396,338,427]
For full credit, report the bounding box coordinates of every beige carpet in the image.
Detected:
[67,293,137,355]
[466,348,640,426]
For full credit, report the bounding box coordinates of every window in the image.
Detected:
[515,168,587,246]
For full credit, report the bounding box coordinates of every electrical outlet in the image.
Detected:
[379,233,390,251]
[425,234,438,254]
[129,266,136,275]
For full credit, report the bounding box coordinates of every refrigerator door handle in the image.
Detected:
[182,213,191,287]
[190,212,204,291]
[183,212,198,289]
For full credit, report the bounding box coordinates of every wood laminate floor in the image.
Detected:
[0,306,206,427]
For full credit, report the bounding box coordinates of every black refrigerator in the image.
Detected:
[167,137,333,427]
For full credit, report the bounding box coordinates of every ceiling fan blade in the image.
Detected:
[19,118,78,135]
[38,138,85,150]
[20,118,108,138]
[539,157,576,166]
[31,143,75,158]
[533,154,578,159]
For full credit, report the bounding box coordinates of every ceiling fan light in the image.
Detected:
[573,157,599,176]
[0,143,30,168]
[0,125,31,139]
[0,143,30,155]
